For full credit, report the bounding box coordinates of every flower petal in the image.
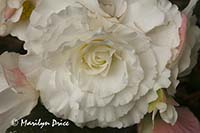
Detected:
[154,108,200,133]
[0,52,39,132]
[122,0,165,32]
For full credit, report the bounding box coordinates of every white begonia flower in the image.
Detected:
[0,0,37,40]
[21,9,159,127]
[17,0,184,128]
[0,52,39,132]
[27,0,181,90]
[76,0,183,91]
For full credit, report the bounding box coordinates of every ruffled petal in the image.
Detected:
[122,0,165,32]
[30,0,78,27]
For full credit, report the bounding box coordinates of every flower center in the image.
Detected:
[80,40,116,76]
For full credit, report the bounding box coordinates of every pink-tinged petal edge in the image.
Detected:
[3,7,17,20]
[153,108,200,133]
[176,14,188,59]
[2,66,28,88]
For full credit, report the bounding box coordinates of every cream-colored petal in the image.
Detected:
[7,0,24,9]
[122,0,165,32]
[98,0,127,18]
[147,23,180,48]
[135,49,157,99]
[8,7,23,22]
[10,21,28,41]
[30,0,78,27]
[77,0,109,17]
[160,105,177,125]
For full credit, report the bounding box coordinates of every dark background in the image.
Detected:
[0,0,199,132]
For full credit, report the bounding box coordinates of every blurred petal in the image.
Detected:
[178,16,200,75]
[169,14,187,67]
[183,0,198,17]
[7,6,23,23]
[7,0,24,9]
[10,21,28,41]
[153,108,200,133]
[0,66,9,92]
[138,114,153,133]
[0,52,39,132]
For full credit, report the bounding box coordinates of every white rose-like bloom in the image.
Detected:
[21,9,159,128]
[51,0,182,90]
[18,0,183,128]
[27,0,182,89]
